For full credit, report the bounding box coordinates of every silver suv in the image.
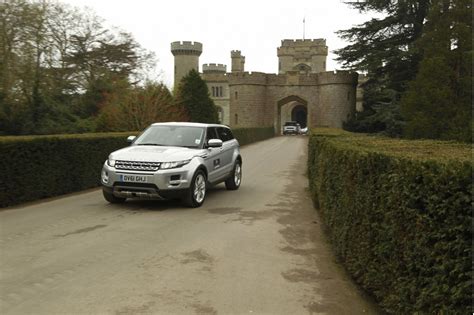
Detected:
[283,121,301,135]
[101,122,242,207]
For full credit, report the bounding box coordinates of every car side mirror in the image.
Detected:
[207,139,223,148]
[127,136,136,143]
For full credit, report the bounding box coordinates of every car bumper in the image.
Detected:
[101,163,194,200]
[283,130,299,134]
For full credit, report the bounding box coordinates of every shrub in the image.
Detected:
[0,127,274,207]
[307,128,472,314]
[233,127,274,146]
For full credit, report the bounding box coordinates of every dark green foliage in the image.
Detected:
[175,69,219,124]
[336,1,430,137]
[0,133,134,208]
[400,0,472,142]
[307,129,472,314]
[0,127,274,207]
[336,0,430,92]
[339,0,472,141]
[232,127,274,146]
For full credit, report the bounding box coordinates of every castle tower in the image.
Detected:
[277,39,328,74]
[171,41,203,87]
[231,50,245,72]
[315,71,358,128]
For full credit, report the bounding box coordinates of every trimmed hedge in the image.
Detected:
[0,127,274,208]
[307,128,472,314]
[232,127,274,146]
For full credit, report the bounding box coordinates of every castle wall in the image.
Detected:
[356,74,367,112]
[202,72,230,125]
[278,56,293,74]
[226,70,357,131]
[228,73,267,128]
[171,39,359,131]
[265,85,318,131]
[173,55,200,87]
[316,71,358,128]
[311,55,326,73]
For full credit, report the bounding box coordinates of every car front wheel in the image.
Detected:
[183,170,207,208]
[225,160,242,190]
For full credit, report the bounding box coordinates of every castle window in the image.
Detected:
[323,61,326,70]
[235,114,238,125]
[235,91,238,100]
[211,86,223,98]
[347,91,351,100]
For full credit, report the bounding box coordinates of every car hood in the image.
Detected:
[109,145,205,162]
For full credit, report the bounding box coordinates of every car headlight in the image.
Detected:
[107,158,116,167]
[160,159,191,169]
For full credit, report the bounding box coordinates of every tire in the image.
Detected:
[225,160,242,190]
[183,170,207,208]
[102,188,126,203]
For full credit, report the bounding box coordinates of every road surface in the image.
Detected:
[0,136,379,314]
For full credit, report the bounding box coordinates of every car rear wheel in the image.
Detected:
[225,160,242,190]
[183,170,207,208]
[102,188,126,203]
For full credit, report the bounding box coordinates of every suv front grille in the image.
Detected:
[115,160,161,171]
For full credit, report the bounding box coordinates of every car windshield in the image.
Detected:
[284,122,298,127]
[134,125,205,148]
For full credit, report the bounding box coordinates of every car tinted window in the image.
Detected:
[206,127,218,141]
[217,127,232,142]
[226,128,235,140]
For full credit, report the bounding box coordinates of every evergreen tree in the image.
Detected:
[400,0,472,142]
[175,69,218,124]
[336,0,431,135]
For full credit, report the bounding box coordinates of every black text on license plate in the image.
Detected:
[121,175,148,183]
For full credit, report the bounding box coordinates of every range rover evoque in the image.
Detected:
[101,122,242,207]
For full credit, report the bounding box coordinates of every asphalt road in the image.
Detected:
[0,136,379,315]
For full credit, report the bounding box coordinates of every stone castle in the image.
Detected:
[171,39,365,133]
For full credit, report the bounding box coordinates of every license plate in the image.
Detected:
[120,174,148,183]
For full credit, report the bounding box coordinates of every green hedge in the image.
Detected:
[0,127,274,208]
[307,128,472,314]
[232,127,274,146]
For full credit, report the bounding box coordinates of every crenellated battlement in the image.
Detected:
[317,70,358,85]
[277,39,328,57]
[229,71,267,85]
[231,50,242,57]
[171,41,203,56]
[266,73,318,85]
[203,63,227,73]
[280,39,326,46]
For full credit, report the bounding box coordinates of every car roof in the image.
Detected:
[150,122,229,128]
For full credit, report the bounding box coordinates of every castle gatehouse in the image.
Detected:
[171,39,360,133]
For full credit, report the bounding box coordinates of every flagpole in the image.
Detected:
[303,17,306,40]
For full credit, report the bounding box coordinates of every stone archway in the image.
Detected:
[277,95,308,134]
[291,105,307,128]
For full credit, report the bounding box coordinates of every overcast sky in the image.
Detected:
[59,0,376,88]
